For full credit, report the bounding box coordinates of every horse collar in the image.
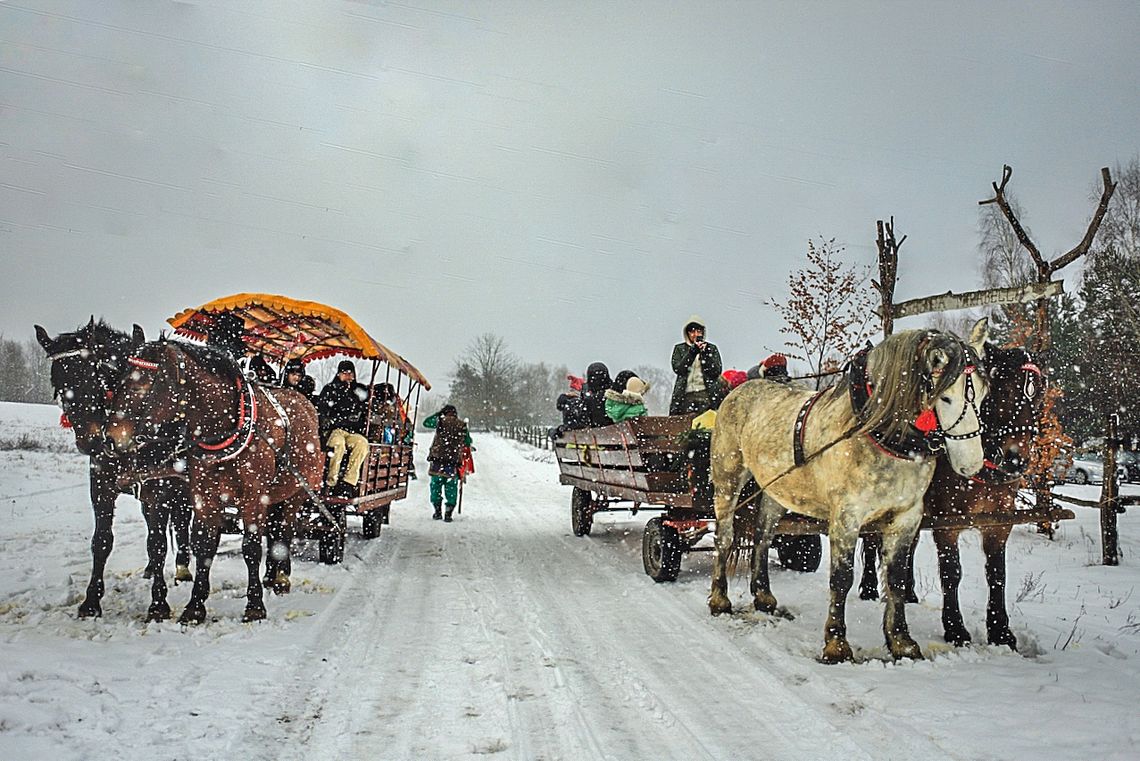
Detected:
[191,374,259,462]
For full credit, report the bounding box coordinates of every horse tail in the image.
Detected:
[725,496,758,576]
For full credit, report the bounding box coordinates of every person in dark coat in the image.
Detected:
[247,353,278,384]
[552,375,589,438]
[423,404,472,521]
[281,358,317,405]
[581,362,612,427]
[746,353,791,383]
[669,315,724,415]
[317,360,370,497]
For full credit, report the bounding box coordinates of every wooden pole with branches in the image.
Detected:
[872,218,905,338]
[978,164,1117,540]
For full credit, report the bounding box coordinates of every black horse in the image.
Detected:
[858,319,1045,649]
[34,318,193,622]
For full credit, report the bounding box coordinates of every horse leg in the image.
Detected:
[708,453,748,616]
[821,518,859,664]
[179,516,221,625]
[750,494,786,614]
[171,480,193,583]
[264,499,296,595]
[241,519,267,623]
[879,508,924,661]
[79,456,118,618]
[904,533,919,603]
[933,528,971,646]
[981,525,1017,649]
[858,535,880,600]
[139,482,172,622]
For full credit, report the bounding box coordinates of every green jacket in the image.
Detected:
[604,392,647,423]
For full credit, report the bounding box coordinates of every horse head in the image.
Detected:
[103,336,187,456]
[970,317,1045,480]
[925,329,989,477]
[34,317,141,456]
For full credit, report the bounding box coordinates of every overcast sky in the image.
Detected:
[2,0,1138,390]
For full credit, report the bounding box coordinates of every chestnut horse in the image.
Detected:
[104,335,323,624]
[858,318,1044,649]
[709,329,988,663]
[34,319,193,621]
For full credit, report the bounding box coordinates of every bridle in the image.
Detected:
[936,364,984,443]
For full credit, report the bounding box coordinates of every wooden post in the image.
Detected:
[1100,414,1121,565]
[874,218,903,339]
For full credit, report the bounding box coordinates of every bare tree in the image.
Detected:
[767,237,877,388]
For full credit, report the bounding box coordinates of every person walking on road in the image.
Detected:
[424,404,472,522]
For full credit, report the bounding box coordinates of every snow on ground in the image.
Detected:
[0,400,1137,760]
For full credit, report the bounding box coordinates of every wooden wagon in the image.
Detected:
[168,293,431,564]
[554,415,1080,582]
[553,415,824,581]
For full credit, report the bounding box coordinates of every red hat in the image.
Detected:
[761,353,787,369]
[721,369,747,389]
[567,375,585,392]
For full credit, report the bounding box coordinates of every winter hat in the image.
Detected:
[586,362,611,392]
[721,369,747,389]
[567,375,585,392]
[624,375,650,397]
[610,370,638,392]
[440,404,458,416]
[284,358,305,374]
[761,353,787,369]
[337,359,356,374]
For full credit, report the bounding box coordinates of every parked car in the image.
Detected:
[1115,450,1140,483]
[1053,453,1128,485]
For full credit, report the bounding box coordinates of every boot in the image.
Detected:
[432,505,442,520]
[444,505,454,522]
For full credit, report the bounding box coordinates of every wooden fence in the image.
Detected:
[500,425,555,451]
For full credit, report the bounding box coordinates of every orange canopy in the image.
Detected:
[168,293,431,389]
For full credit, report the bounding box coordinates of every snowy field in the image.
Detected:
[0,400,1137,761]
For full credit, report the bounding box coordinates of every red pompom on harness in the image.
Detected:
[914,408,938,433]
[59,413,72,429]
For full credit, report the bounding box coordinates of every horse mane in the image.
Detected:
[859,329,966,440]
[70,318,133,357]
[165,338,242,383]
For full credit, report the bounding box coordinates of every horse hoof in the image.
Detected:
[944,627,972,647]
[242,608,267,623]
[988,629,1018,650]
[889,638,924,661]
[820,638,854,664]
[142,567,154,580]
[179,607,206,625]
[271,574,291,596]
[708,595,733,616]
[753,593,779,614]
[858,586,879,601]
[77,603,102,619]
[146,604,172,622]
[175,565,193,583]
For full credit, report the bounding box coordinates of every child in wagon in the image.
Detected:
[604,370,651,423]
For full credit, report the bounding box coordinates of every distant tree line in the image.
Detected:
[0,333,53,404]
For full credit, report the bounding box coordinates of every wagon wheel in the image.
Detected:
[775,534,823,573]
[361,509,382,540]
[643,516,682,582]
[571,487,594,536]
[318,504,347,564]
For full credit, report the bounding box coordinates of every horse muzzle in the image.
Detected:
[103,419,140,455]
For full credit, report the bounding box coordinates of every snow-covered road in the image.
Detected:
[1,402,1138,760]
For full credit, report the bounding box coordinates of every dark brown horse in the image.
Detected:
[104,335,323,624]
[858,318,1045,649]
[34,319,193,622]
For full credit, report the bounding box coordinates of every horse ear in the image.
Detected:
[87,316,96,329]
[968,317,989,360]
[34,324,52,351]
[131,324,146,348]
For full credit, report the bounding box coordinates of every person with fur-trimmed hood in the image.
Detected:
[605,370,651,423]
[669,315,724,415]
